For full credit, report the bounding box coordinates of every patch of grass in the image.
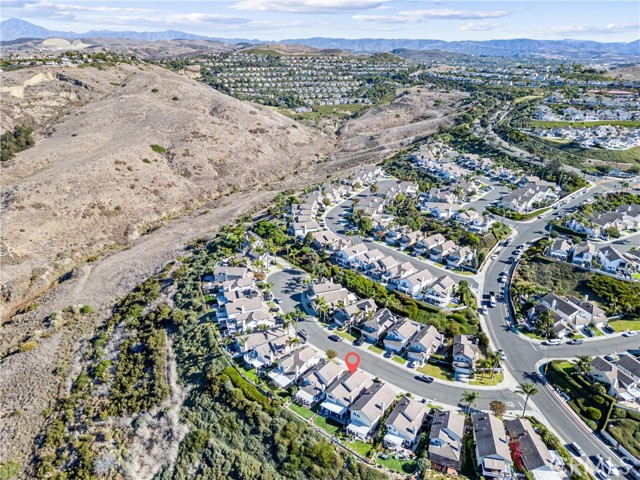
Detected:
[347,440,374,458]
[336,330,356,342]
[608,408,640,459]
[368,345,384,355]
[377,455,417,474]
[0,460,21,480]
[313,415,341,435]
[392,355,407,365]
[288,403,314,420]
[417,362,455,381]
[606,319,640,332]
[520,207,552,221]
[234,360,259,383]
[470,372,504,386]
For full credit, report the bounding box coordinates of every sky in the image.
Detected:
[2,0,639,42]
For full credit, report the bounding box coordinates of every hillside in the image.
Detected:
[0,63,331,321]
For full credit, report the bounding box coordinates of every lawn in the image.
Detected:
[633,273,640,280]
[288,403,314,420]
[417,362,455,381]
[607,408,640,459]
[336,330,356,342]
[368,345,384,355]
[347,440,374,458]
[313,415,341,435]
[235,361,259,382]
[520,207,552,221]
[377,455,417,474]
[392,355,407,365]
[607,319,640,332]
[470,372,504,386]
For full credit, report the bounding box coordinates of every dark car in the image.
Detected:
[416,375,434,383]
[567,338,583,345]
[298,329,309,340]
[328,334,342,342]
[354,336,366,346]
[568,442,584,457]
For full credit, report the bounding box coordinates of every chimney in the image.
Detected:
[584,294,589,302]
[295,364,300,379]
[381,401,386,412]
[552,299,557,309]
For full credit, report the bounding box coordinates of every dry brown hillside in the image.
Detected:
[0,63,331,320]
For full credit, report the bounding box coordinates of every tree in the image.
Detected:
[516,382,539,417]
[326,349,337,361]
[487,352,501,379]
[574,355,592,377]
[460,390,479,415]
[489,400,507,418]
[536,308,555,339]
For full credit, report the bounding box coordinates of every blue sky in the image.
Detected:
[3,0,639,42]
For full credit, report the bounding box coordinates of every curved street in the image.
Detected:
[270,173,640,474]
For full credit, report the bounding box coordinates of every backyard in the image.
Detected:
[313,415,341,435]
[377,454,417,474]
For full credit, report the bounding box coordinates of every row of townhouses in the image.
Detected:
[564,203,640,239]
[548,237,639,277]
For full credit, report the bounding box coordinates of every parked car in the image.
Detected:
[544,339,562,346]
[409,361,419,369]
[354,336,366,346]
[491,253,498,260]
[384,350,393,358]
[415,375,434,383]
[489,292,497,307]
[623,330,638,337]
[567,338,583,345]
[568,443,585,457]
[480,305,489,315]
[298,329,309,340]
[328,334,342,342]
[497,349,506,360]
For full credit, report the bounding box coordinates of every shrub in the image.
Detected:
[150,144,167,154]
[80,305,93,315]
[151,88,159,93]
[585,407,602,421]
[593,395,605,405]
[19,341,37,353]
[1,125,35,162]
[172,96,179,101]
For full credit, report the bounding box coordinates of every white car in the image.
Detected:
[491,254,498,260]
[480,305,489,315]
[623,330,638,337]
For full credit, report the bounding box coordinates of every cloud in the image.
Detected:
[230,0,389,13]
[461,22,501,32]
[551,22,640,36]
[166,13,251,25]
[354,8,509,24]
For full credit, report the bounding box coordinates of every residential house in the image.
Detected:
[346,382,396,439]
[398,231,423,251]
[384,396,429,449]
[497,182,558,214]
[505,418,565,480]
[446,246,475,268]
[572,241,597,267]
[407,326,444,364]
[430,240,458,263]
[335,243,369,267]
[452,335,478,375]
[334,298,377,327]
[268,346,321,389]
[360,308,396,344]
[294,360,346,406]
[213,265,250,283]
[414,233,446,256]
[428,410,466,475]
[527,293,606,335]
[311,229,345,252]
[597,245,629,273]
[306,280,356,313]
[320,370,373,423]
[590,355,640,402]
[238,327,295,369]
[383,318,421,353]
[472,412,513,480]
[548,238,573,261]
[396,270,435,297]
[424,275,457,307]
[372,255,399,280]
[383,261,417,285]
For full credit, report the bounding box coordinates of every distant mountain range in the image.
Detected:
[2,18,639,61]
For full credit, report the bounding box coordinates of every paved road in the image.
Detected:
[320,175,639,473]
[270,268,522,411]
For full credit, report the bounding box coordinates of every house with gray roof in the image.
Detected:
[346,382,396,439]
[505,418,564,480]
[361,308,396,344]
[383,318,421,353]
[407,325,444,364]
[294,360,346,406]
[429,410,466,475]
[384,396,429,448]
[472,412,512,480]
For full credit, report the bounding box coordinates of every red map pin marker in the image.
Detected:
[345,352,361,374]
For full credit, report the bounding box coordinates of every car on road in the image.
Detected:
[415,375,434,383]
[489,292,497,307]
[480,305,488,315]
[497,349,506,360]
[567,338,583,345]
[409,361,419,369]
[623,330,638,337]
[298,330,309,340]
[384,350,393,358]
[328,334,342,342]
[354,336,366,346]
[568,442,585,457]
[491,253,498,260]
[543,339,563,346]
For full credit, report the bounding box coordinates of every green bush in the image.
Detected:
[1,125,35,162]
[150,144,167,154]
[586,407,602,421]
[593,395,605,405]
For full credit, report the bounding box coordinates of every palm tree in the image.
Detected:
[461,390,479,416]
[516,382,539,418]
[536,309,555,339]
[574,355,592,377]
[286,337,301,349]
[487,352,501,379]
[315,297,330,323]
[476,359,488,381]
